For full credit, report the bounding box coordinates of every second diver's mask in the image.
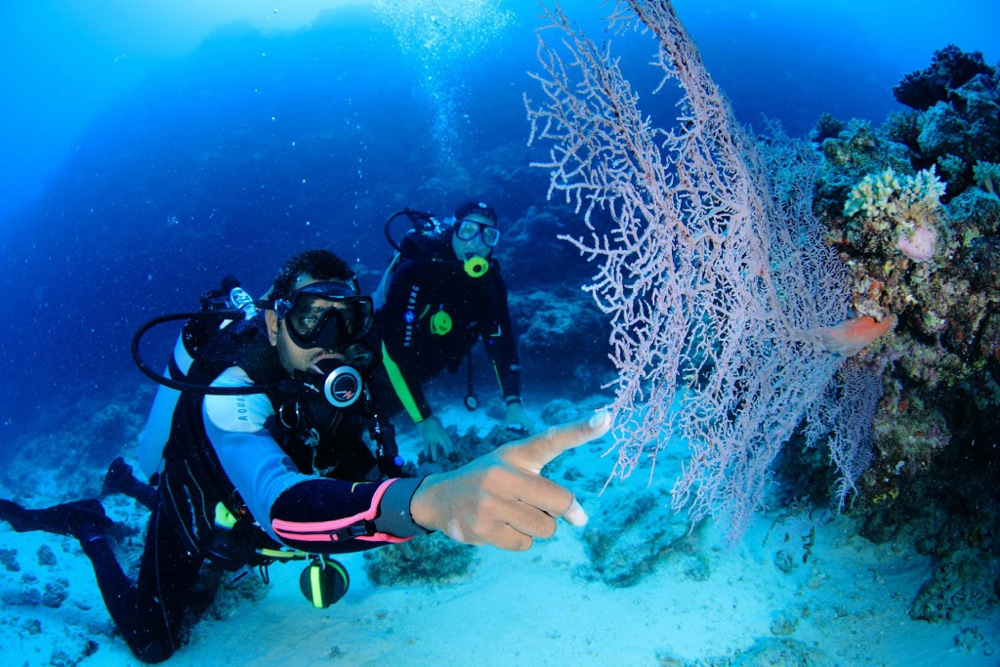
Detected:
[454,218,502,248]
[273,281,374,351]
[453,218,500,279]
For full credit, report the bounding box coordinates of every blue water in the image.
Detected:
[0,0,997,442]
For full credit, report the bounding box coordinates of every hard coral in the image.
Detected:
[810,112,845,144]
[893,45,994,111]
[843,167,946,258]
[843,168,903,219]
[883,110,921,152]
[973,160,1000,196]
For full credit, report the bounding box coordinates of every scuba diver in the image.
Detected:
[0,249,608,663]
[375,201,535,461]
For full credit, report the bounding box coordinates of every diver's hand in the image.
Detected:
[410,411,611,551]
[503,401,535,434]
[416,415,453,462]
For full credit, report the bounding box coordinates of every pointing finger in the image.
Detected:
[503,410,612,474]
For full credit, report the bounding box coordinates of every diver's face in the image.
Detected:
[269,309,336,374]
[267,276,358,374]
[451,213,497,261]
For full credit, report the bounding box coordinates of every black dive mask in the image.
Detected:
[274,282,374,351]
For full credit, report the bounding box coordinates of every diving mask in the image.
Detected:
[455,218,502,247]
[274,281,374,351]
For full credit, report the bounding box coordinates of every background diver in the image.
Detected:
[375,201,536,461]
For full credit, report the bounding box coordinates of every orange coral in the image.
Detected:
[815,315,896,356]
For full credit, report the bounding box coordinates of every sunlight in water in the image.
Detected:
[371,0,515,159]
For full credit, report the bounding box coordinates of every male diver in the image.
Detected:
[376,201,536,461]
[0,249,608,663]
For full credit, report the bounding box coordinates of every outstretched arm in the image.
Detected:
[410,411,611,551]
[207,366,610,554]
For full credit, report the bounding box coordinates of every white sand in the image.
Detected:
[1,401,996,666]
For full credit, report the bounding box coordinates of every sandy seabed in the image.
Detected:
[1,401,997,667]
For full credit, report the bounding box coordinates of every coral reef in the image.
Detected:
[498,202,598,291]
[363,534,476,586]
[36,545,56,567]
[910,548,1000,622]
[809,112,845,144]
[42,578,70,609]
[0,548,19,573]
[0,388,151,503]
[892,45,994,112]
[815,48,1000,481]
[811,45,1000,621]
[973,160,1000,195]
[508,288,613,398]
[576,483,706,588]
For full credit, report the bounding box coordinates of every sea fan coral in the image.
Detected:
[527,1,865,543]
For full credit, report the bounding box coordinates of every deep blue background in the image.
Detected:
[1,0,997,446]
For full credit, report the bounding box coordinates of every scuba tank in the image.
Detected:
[383,208,450,260]
[374,208,491,309]
[133,275,402,611]
[137,276,256,478]
[374,209,446,309]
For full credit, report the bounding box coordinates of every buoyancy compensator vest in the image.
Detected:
[135,275,258,478]
[374,208,491,309]
[132,275,403,481]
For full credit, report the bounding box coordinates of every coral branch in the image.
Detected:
[527,0,878,542]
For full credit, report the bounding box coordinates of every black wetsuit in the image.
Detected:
[5,321,424,663]
[375,250,522,423]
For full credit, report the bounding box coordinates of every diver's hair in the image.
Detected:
[271,249,354,300]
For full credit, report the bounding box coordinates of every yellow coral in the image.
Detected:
[844,168,901,218]
[844,166,944,221]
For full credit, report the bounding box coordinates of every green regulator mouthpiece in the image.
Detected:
[463,256,489,278]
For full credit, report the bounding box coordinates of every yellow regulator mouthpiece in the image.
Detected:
[430,310,453,335]
[463,256,489,278]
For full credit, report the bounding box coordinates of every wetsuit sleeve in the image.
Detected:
[481,271,523,403]
[269,476,429,553]
[203,367,427,554]
[375,261,433,422]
